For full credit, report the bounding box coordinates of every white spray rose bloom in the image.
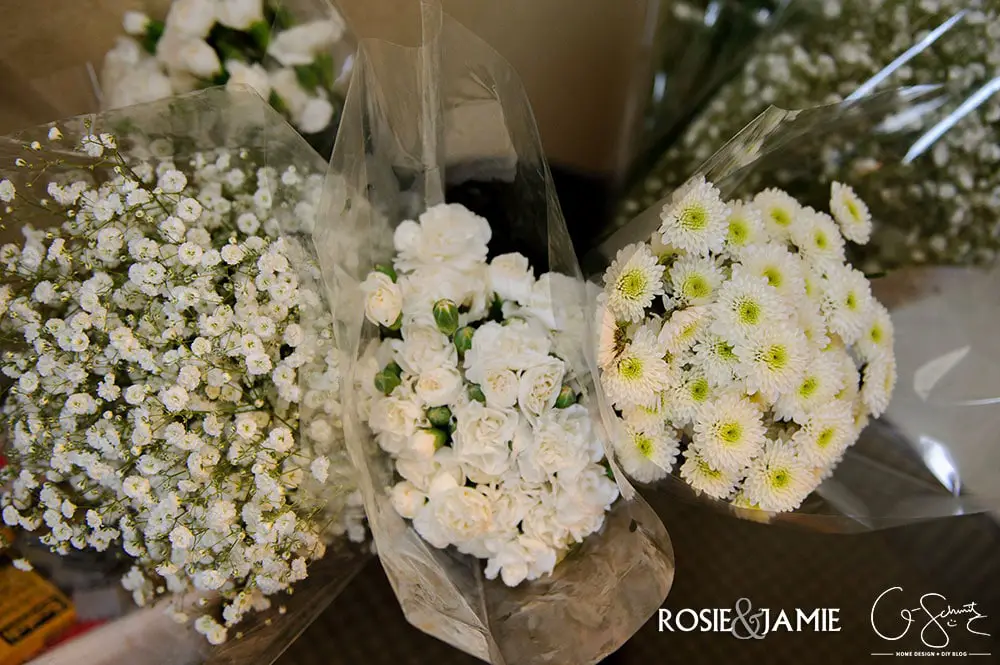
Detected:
[414,367,463,407]
[225,61,271,100]
[178,40,222,78]
[268,68,310,117]
[165,0,217,38]
[403,429,446,460]
[489,253,535,304]
[123,11,151,36]
[390,481,426,519]
[463,320,551,383]
[368,394,422,440]
[517,357,565,421]
[412,473,493,549]
[479,368,519,408]
[267,19,343,67]
[393,205,492,273]
[452,401,517,479]
[216,0,264,30]
[516,405,591,482]
[296,97,334,134]
[391,325,456,376]
[361,272,402,328]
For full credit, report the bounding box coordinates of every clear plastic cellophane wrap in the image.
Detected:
[0,88,368,665]
[587,84,1000,533]
[314,3,674,664]
[620,1,1000,274]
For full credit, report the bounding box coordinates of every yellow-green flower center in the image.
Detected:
[635,435,654,458]
[718,421,743,444]
[869,323,883,344]
[770,468,791,489]
[762,266,782,287]
[698,458,722,479]
[845,291,858,311]
[846,199,860,220]
[770,208,792,227]
[814,230,829,249]
[618,356,644,381]
[737,298,761,325]
[762,344,788,371]
[715,340,737,361]
[798,376,818,398]
[682,274,711,300]
[618,270,647,300]
[680,204,708,231]
[727,219,749,245]
[817,427,836,449]
[689,377,710,402]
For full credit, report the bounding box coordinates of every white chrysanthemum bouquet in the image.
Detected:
[360,203,619,587]
[101,0,351,142]
[598,176,896,512]
[0,91,363,646]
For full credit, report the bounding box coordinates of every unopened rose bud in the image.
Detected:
[408,428,448,459]
[555,385,577,409]
[432,299,459,336]
[374,369,401,396]
[453,326,474,354]
[427,406,452,428]
[468,384,486,403]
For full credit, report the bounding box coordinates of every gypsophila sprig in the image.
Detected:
[622,0,1000,271]
[0,127,364,645]
[598,177,896,512]
[362,203,619,587]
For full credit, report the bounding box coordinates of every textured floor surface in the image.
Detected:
[276,488,1000,665]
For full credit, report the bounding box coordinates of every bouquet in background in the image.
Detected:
[620,0,1000,272]
[100,0,353,152]
[597,176,893,512]
[361,203,619,588]
[316,4,674,663]
[592,85,1000,530]
[0,89,365,662]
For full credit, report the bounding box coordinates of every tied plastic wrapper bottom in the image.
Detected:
[315,4,674,664]
[0,88,370,664]
[588,87,1000,532]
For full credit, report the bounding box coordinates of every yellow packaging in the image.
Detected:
[0,563,76,665]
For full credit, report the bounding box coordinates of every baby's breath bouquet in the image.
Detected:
[100,0,353,155]
[0,89,366,662]
[620,0,1000,272]
[315,5,674,664]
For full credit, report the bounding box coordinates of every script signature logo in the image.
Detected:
[871,587,991,649]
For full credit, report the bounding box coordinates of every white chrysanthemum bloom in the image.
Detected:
[691,331,740,387]
[829,182,872,245]
[602,327,672,409]
[658,177,729,256]
[692,392,766,473]
[741,440,814,512]
[790,210,846,271]
[821,263,874,344]
[667,255,725,307]
[791,400,854,467]
[723,201,765,256]
[621,402,667,434]
[732,242,805,300]
[796,302,831,350]
[657,305,709,355]
[773,351,846,423]
[855,301,894,363]
[603,243,665,322]
[711,273,790,342]
[613,422,679,483]
[752,188,802,241]
[861,354,895,418]
[679,450,738,500]
[596,303,628,369]
[734,323,809,401]
[667,366,715,426]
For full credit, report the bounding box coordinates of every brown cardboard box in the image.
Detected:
[337,0,658,180]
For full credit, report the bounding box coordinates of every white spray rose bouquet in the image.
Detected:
[598,176,896,512]
[360,203,619,587]
[0,95,364,646]
[101,0,351,144]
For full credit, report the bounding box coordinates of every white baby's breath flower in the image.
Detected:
[602,243,665,323]
[829,182,872,244]
[658,177,729,256]
[0,179,15,203]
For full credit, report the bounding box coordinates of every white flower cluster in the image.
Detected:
[0,128,363,644]
[600,177,896,512]
[360,204,619,587]
[623,0,1000,271]
[102,0,347,134]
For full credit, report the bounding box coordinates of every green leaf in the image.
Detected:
[468,384,486,403]
[140,19,166,55]
[374,263,397,282]
[248,20,271,50]
[268,90,290,117]
[295,64,322,92]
